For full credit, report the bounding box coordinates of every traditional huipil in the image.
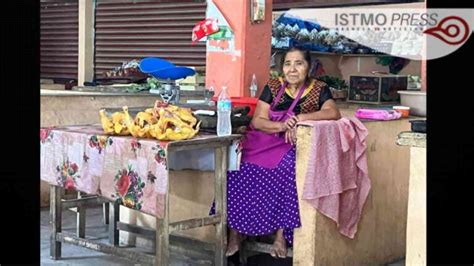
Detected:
[213,77,333,245]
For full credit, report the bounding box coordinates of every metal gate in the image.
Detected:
[40,0,79,81]
[94,0,207,78]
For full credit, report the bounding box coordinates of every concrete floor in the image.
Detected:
[40,206,215,266]
[40,206,405,265]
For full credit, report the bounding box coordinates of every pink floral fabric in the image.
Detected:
[40,125,171,218]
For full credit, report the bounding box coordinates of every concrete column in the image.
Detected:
[405,147,426,265]
[205,0,273,97]
[78,0,95,86]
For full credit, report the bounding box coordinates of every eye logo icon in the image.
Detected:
[424,16,470,45]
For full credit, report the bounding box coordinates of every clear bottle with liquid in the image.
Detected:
[217,86,232,136]
[250,74,258,97]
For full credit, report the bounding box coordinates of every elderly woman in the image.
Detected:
[224,47,341,258]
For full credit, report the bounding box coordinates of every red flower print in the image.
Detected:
[113,165,144,211]
[40,128,53,143]
[40,129,48,141]
[64,177,75,189]
[152,144,167,165]
[56,158,79,189]
[130,139,141,153]
[70,163,78,173]
[89,135,113,154]
[116,172,131,197]
[155,154,163,164]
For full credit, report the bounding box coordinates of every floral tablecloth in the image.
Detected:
[40,124,239,218]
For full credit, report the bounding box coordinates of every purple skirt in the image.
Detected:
[211,147,301,245]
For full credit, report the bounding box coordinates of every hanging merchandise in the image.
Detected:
[191,18,220,44]
[271,13,384,54]
[271,13,330,52]
[205,0,236,54]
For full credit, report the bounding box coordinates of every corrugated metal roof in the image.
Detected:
[40,0,79,80]
[94,0,207,78]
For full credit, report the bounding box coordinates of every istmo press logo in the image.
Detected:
[283,8,474,60]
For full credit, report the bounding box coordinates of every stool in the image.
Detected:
[239,235,293,264]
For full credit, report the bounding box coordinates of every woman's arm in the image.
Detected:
[296,99,341,122]
[251,100,287,134]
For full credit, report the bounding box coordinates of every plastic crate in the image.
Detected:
[212,97,259,116]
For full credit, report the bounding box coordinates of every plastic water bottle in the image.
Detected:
[217,86,232,136]
[250,74,258,97]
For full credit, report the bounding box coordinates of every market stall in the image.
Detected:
[40,0,426,265]
[41,123,241,265]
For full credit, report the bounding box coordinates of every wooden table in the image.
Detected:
[41,125,241,265]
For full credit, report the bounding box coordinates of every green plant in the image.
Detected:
[146,77,161,89]
[375,56,393,66]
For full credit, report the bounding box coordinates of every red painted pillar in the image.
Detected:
[421,59,427,92]
[205,0,273,97]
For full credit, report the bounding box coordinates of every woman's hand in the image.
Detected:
[296,113,306,122]
[285,128,297,146]
[279,122,288,132]
[284,115,299,129]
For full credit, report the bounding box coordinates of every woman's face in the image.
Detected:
[282,50,309,87]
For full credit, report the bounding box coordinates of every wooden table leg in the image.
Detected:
[103,202,110,225]
[109,201,119,246]
[214,146,228,266]
[156,189,170,265]
[50,185,62,259]
[76,192,86,238]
